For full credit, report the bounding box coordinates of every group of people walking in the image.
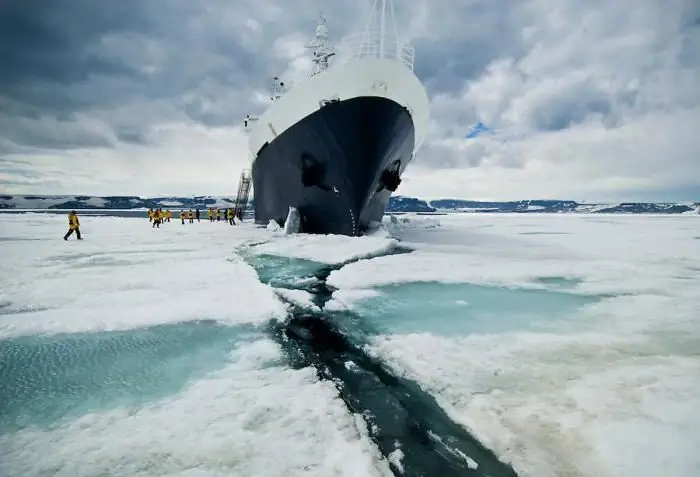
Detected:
[148,208,171,227]
[62,205,243,241]
[206,207,238,225]
[148,207,239,227]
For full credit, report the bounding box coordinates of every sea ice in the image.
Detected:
[337,213,700,477]
[0,213,392,477]
[0,339,391,477]
[2,212,699,477]
[248,232,399,265]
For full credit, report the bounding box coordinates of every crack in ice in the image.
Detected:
[243,243,519,477]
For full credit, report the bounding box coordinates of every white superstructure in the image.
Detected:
[244,0,430,164]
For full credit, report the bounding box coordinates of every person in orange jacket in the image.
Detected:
[64,210,82,240]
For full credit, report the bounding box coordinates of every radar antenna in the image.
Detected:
[305,13,336,76]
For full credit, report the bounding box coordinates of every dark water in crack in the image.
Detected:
[242,243,519,477]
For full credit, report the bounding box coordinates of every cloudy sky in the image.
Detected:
[1,0,699,201]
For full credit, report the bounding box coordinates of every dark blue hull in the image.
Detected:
[252,96,415,236]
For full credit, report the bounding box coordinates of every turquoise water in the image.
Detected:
[240,252,327,287]
[0,253,326,436]
[0,321,259,433]
[350,281,601,336]
[241,253,600,339]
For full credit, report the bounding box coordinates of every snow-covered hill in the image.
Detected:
[426,199,700,215]
[0,195,244,211]
[0,195,698,215]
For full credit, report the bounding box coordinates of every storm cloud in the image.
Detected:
[1,0,699,200]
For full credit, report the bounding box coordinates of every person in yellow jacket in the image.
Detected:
[64,210,82,240]
[207,208,213,222]
[165,209,171,222]
[179,209,186,224]
[215,207,221,222]
[148,208,154,222]
[187,209,194,223]
[152,208,162,228]
[226,208,235,225]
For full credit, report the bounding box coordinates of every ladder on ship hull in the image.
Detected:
[233,169,252,221]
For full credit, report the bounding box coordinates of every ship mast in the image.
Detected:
[361,0,402,61]
[305,13,336,76]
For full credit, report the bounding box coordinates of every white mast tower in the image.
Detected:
[305,13,336,76]
[337,0,414,71]
[365,0,400,59]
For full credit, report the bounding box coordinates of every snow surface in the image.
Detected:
[0,214,287,337]
[1,212,699,477]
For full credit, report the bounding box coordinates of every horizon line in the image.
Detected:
[1,194,698,204]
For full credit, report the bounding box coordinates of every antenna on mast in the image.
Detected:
[363,0,400,53]
[305,12,336,76]
[352,0,411,67]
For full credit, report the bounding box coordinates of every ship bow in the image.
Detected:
[252,95,415,235]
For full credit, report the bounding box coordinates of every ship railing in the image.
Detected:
[336,31,415,71]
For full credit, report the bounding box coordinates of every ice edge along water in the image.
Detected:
[238,244,519,477]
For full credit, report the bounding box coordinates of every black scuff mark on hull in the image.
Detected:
[244,242,519,477]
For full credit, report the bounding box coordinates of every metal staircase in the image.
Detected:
[233,169,252,221]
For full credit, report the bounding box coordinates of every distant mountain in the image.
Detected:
[0,195,698,215]
[386,196,436,213]
[0,195,241,211]
[426,199,700,214]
